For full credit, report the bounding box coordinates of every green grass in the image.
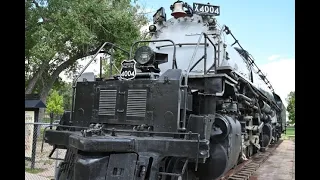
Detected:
[25,168,45,174]
[281,127,295,140]
[37,128,45,142]
[286,127,295,136]
[42,117,51,123]
[40,128,45,137]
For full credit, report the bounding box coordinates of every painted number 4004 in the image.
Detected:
[121,71,135,77]
[193,3,220,16]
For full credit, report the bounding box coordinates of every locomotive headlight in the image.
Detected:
[139,53,150,64]
[134,46,155,65]
[149,24,157,32]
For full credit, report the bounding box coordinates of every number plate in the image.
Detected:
[120,59,137,80]
[193,3,220,16]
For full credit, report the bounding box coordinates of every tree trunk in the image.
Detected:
[26,44,102,95]
[38,54,84,121]
[38,96,48,123]
[39,49,100,100]
[30,49,99,121]
[25,62,48,94]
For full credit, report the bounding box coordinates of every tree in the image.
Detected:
[25,0,148,104]
[46,90,64,115]
[57,82,73,110]
[286,91,295,124]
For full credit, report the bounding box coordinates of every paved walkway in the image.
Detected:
[25,172,50,180]
[251,139,295,180]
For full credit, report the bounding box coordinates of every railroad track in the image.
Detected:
[220,140,283,180]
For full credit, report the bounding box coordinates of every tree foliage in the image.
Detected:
[58,82,73,110]
[286,91,295,123]
[49,81,73,110]
[25,0,148,102]
[46,90,64,115]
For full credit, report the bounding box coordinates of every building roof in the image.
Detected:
[25,100,46,108]
[25,94,46,108]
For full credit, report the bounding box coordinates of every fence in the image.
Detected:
[25,122,66,180]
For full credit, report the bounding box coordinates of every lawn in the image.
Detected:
[25,167,45,174]
[286,127,295,136]
[281,127,295,140]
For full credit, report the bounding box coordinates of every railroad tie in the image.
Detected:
[225,140,283,180]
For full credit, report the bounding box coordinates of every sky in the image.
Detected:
[60,0,295,107]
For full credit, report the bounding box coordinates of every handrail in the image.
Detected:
[204,34,218,73]
[186,32,218,76]
[70,42,130,123]
[130,39,177,69]
[179,33,204,131]
[156,43,208,49]
[186,33,204,76]
[224,25,275,92]
[72,42,130,85]
[179,32,217,131]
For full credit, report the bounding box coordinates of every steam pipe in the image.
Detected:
[258,122,264,132]
[204,34,217,73]
[189,55,204,72]
[237,93,262,124]
[256,100,262,124]
[244,100,258,110]
[217,39,220,68]
[204,34,207,75]
[258,100,272,114]
[236,94,252,102]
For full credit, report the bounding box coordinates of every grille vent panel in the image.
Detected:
[98,90,117,116]
[126,89,147,117]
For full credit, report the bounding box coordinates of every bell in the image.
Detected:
[171,1,186,18]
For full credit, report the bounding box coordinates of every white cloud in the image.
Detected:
[267,54,281,61]
[259,57,295,107]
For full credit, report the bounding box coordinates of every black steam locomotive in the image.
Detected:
[44,1,286,180]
